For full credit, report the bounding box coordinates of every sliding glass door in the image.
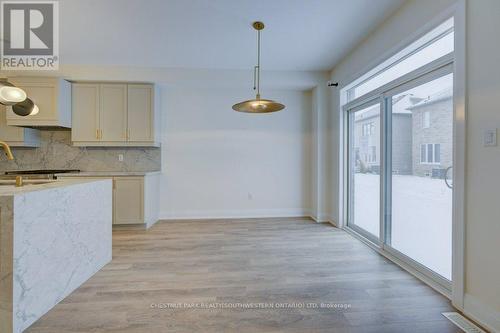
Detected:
[343,16,457,291]
[346,67,454,285]
[387,72,453,280]
[347,102,381,241]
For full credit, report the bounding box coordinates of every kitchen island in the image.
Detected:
[0,179,112,333]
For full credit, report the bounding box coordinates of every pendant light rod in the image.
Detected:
[252,21,264,98]
[256,27,260,96]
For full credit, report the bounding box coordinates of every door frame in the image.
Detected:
[344,60,454,291]
[345,97,383,246]
[341,11,465,301]
[381,65,454,289]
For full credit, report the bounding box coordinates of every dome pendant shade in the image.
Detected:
[232,95,285,113]
[0,81,27,105]
[232,22,285,114]
[12,98,37,116]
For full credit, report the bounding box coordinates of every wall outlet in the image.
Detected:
[483,128,497,147]
[118,154,124,162]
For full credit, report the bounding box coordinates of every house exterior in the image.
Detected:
[353,89,452,178]
[353,105,381,173]
[353,94,415,174]
[407,88,453,177]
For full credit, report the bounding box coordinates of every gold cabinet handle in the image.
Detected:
[96,129,99,139]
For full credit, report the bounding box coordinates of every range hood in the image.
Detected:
[6,77,72,129]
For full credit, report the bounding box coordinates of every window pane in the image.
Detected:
[344,18,454,103]
[349,104,381,238]
[423,111,431,128]
[435,144,441,163]
[390,73,453,279]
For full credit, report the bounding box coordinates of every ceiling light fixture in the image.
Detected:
[232,21,285,113]
[0,81,27,106]
[12,98,39,116]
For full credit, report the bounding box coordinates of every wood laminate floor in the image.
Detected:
[27,218,461,333]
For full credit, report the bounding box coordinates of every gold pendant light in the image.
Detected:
[232,22,285,113]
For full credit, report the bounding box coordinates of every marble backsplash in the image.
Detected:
[0,131,161,172]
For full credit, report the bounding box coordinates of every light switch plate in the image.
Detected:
[118,154,124,162]
[483,128,497,147]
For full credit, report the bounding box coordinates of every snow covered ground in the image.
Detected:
[352,173,452,280]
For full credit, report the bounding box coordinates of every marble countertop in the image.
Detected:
[0,176,112,332]
[0,178,110,196]
[55,171,161,177]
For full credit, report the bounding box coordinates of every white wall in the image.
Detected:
[310,83,334,223]
[327,0,500,331]
[160,87,313,219]
[464,1,500,329]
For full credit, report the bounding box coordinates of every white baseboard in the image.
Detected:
[309,214,328,223]
[309,213,337,227]
[159,208,309,220]
[463,293,500,333]
[328,220,338,227]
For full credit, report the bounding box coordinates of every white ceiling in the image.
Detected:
[60,0,406,71]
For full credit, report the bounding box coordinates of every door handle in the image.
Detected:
[444,166,453,189]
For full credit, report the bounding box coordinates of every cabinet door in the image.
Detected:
[127,84,153,142]
[72,83,100,142]
[7,78,57,122]
[113,177,144,224]
[100,84,127,142]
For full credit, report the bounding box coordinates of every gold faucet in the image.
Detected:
[0,140,14,160]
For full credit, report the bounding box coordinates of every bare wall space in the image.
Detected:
[160,87,313,219]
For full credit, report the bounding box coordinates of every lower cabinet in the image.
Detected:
[58,174,159,227]
[113,177,144,225]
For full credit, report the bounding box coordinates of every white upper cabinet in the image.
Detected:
[100,84,128,142]
[6,77,71,128]
[128,84,154,142]
[0,105,40,147]
[71,83,100,142]
[71,82,160,147]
